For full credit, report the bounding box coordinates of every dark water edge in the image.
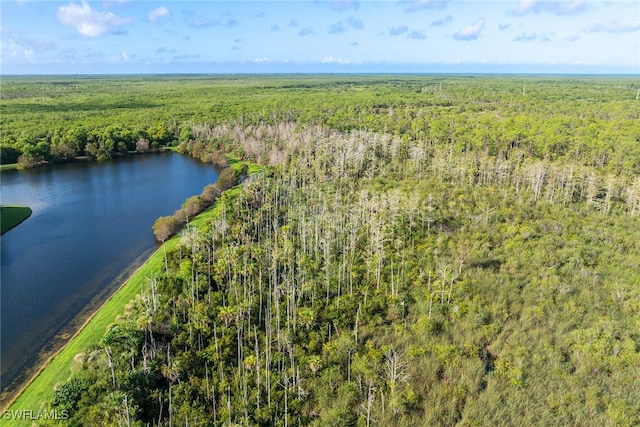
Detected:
[0,206,33,235]
[0,247,155,406]
[0,152,219,402]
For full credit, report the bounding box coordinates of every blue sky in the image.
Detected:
[1,0,639,74]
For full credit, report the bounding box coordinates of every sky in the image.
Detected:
[1,0,639,74]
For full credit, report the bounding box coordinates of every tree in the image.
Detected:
[31,76,640,427]
[147,124,172,145]
[0,144,21,164]
[51,141,77,163]
[136,137,150,153]
[216,167,237,192]
[202,184,221,204]
[52,376,90,412]
[182,196,204,220]
[153,216,179,243]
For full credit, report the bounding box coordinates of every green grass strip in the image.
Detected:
[1,205,32,235]
[0,164,19,171]
[4,188,240,423]
[228,155,262,175]
[5,242,169,421]
[4,158,258,424]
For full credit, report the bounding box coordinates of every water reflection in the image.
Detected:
[0,153,218,396]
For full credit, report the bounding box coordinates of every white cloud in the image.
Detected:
[454,19,484,41]
[431,15,452,27]
[148,6,170,22]
[109,50,129,63]
[4,33,55,53]
[513,32,552,42]
[2,30,56,65]
[322,55,352,64]
[6,39,35,60]
[298,27,314,36]
[558,0,587,16]
[390,25,409,36]
[513,0,539,15]
[331,1,359,12]
[404,0,448,13]
[254,57,268,63]
[57,1,131,37]
[585,17,640,33]
[510,0,587,16]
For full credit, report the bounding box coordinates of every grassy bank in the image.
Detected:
[1,205,32,235]
[4,161,255,424]
[5,246,166,419]
[3,195,233,423]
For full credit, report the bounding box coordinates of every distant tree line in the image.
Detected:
[2,76,639,179]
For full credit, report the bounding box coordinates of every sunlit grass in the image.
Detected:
[4,183,239,423]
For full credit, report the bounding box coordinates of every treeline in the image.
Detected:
[151,137,248,243]
[2,76,639,177]
[1,123,174,167]
[44,121,640,426]
[170,122,640,216]
[152,165,241,244]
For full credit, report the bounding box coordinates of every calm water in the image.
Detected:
[0,153,218,395]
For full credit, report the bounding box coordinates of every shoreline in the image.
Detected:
[0,148,172,172]
[0,247,154,409]
[0,205,32,235]
[1,151,210,410]
[4,160,253,420]
[0,246,159,411]
[3,183,241,420]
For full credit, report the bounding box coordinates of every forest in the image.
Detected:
[2,75,640,426]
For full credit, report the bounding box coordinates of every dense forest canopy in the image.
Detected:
[3,75,640,426]
[2,75,639,174]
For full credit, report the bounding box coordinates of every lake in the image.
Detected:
[0,153,219,398]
